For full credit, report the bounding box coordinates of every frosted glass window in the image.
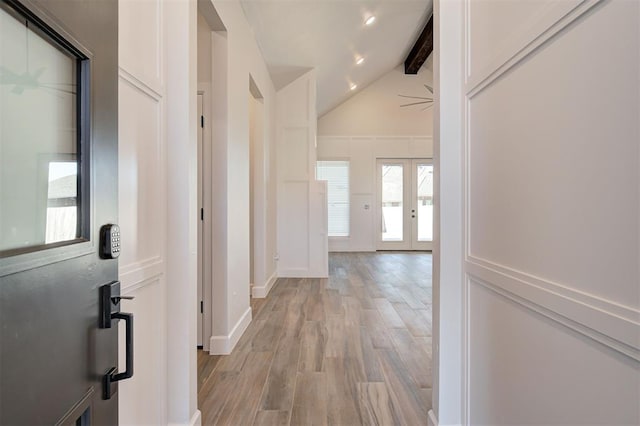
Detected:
[316,161,349,237]
[0,4,87,256]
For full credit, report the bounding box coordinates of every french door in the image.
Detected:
[376,159,433,251]
[0,0,121,424]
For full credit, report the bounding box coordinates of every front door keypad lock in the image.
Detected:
[100,224,121,259]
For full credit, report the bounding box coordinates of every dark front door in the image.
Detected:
[0,0,120,424]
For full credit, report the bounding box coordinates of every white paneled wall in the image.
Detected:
[205,0,279,354]
[117,0,167,424]
[435,0,640,424]
[318,136,432,252]
[276,71,328,277]
[118,0,199,425]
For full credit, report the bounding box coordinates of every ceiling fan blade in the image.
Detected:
[40,84,76,94]
[400,101,430,107]
[398,94,432,100]
[40,86,76,96]
[40,82,76,87]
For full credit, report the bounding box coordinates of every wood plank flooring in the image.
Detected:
[198,252,432,425]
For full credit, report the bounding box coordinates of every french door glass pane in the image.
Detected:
[381,164,403,241]
[417,164,433,241]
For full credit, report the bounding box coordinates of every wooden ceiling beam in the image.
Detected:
[404,15,433,74]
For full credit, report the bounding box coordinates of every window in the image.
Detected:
[0,2,89,256]
[316,160,349,237]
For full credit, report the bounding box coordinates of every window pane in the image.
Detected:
[46,161,78,244]
[382,164,403,241]
[417,164,433,241]
[316,161,349,237]
[0,6,82,254]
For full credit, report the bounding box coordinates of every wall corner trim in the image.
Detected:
[252,272,277,298]
[428,409,438,426]
[209,307,252,355]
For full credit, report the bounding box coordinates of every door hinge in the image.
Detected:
[200,300,203,314]
[200,115,204,128]
[200,208,204,221]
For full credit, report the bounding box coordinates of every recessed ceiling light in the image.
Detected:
[350,83,358,91]
[365,16,376,26]
[356,57,365,65]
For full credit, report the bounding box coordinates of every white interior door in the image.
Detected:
[376,158,431,250]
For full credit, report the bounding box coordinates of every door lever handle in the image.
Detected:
[111,295,134,304]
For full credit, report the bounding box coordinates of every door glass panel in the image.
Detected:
[417,163,433,241]
[46,161,78,244]
[0,5,85,255]
[381,164,403,241]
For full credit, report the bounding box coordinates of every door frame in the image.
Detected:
[197,84,213,352]
[431,0,466,424]
[375,158,433,251]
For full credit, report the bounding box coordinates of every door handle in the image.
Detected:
[103,311,134,399]
[99,281,135,399]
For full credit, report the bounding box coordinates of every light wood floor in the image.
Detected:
[198,252,432,425]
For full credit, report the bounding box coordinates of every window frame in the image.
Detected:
[0,0,95,276]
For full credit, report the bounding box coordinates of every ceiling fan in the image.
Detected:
[398,84,433,111]
[0,20,76,96]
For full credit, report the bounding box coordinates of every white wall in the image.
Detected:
[318,59,433,137]
[318,136,432,252]
[118,0,199,425]
[276,71,328,278]
[318,60,434,252]
[248,92,273,297]
[205,0,278,354]
[197,13,212,84]
[435,0,640,424]
[117,0,168,424]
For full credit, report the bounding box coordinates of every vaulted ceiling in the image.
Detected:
[239,0,433,116]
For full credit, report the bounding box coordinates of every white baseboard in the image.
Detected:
[251,272,277,298]
[209,307,252,355]
[167,410,201,426]
[428,409,438,426]
[190,410,202,426]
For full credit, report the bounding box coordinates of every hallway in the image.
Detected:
[198,252,433,425]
